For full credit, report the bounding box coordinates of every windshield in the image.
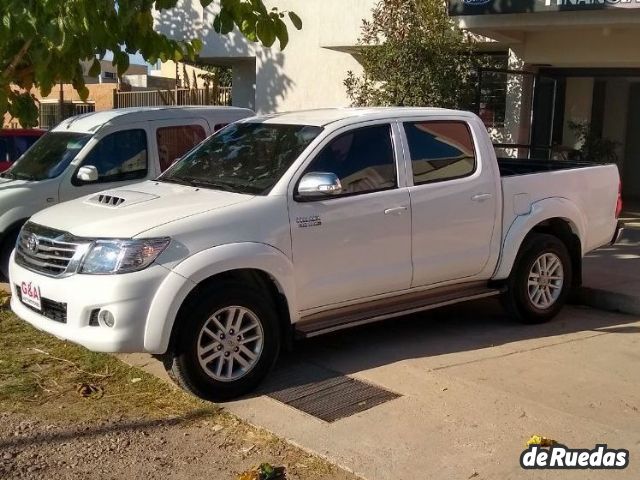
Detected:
[1,132,91,181]
[158,122,323,195]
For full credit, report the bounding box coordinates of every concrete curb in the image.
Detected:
[573,286,640,317]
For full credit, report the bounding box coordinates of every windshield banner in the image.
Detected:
[449,0,640,15]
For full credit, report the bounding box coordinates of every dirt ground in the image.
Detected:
[0,301,359,480]
[0,411,358,480]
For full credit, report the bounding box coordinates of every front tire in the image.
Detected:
[164,282,281,401]
[503,233,572,324]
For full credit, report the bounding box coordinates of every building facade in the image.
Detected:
[162,0,640,200]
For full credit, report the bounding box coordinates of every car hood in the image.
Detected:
[29,180,254,238]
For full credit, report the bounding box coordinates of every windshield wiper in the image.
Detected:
[157,177,199,188]
[0,171,14,179]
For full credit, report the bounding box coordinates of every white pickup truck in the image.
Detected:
[9,108,623,401]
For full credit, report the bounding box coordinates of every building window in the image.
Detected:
[474,53,508,130]
[404,121,476,185]
[103,71,116,80]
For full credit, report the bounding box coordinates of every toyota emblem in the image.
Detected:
[26,234,39,254]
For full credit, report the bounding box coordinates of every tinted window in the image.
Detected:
[156,125,207,172]
[0,137,10,162]
[404,121,476,185]
[159,123,322,195]
[13,135,40,159]
[79,129,147,184]
[304,125,396,196]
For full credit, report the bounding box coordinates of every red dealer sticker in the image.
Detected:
[21,281,42,311]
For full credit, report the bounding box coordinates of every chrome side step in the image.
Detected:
[296,284,503,339]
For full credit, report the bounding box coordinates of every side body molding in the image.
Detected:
[492,197,586,280]
[143,242,297,354]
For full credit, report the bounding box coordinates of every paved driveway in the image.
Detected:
[223,300,640,480]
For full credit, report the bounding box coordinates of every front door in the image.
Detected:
[289,123,412,312]
[59,126,150,202]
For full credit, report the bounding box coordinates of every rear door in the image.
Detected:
[401,118,499,287]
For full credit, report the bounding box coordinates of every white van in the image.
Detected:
[0,106,254,277]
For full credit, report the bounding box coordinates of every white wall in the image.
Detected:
[155,0,376,113]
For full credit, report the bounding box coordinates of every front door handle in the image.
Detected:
[471,193,493,202]
[384,206,408,215]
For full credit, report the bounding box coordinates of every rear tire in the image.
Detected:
[503,233,572,324]
[163,281,281,402]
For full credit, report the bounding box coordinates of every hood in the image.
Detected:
[29,180,254,238]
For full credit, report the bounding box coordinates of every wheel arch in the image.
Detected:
[143,242,297,354]
[493,197,585,285]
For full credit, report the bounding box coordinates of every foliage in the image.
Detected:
[568,121,619,163]
[0,0,302,127]
[344,0,477,109]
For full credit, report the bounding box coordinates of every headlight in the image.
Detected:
[79,238,170,275]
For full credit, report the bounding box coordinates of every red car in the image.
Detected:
[0,129,45,173]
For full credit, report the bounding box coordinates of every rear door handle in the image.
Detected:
[384,206,408,215]
[471,193,493,202]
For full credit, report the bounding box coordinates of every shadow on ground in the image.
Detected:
[253,299,639,398]
[0,409,213,451]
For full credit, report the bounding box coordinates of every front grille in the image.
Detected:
[15,222,86,277]
[16,285,67,323]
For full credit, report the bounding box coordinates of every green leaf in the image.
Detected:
[274,18,288,49]
[88,57,101,77]
[219,9,235,34]
[288,11,302,30]
[256,19,275,47]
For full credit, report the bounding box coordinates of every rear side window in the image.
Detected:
[79,129,148,184]
[404,121,476,185]
[304,124,396,197]
[156,125,207,172]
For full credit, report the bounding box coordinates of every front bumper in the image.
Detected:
[610,221,625,245]
[9,253,171,353]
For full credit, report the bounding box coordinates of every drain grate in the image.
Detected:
[262,362,400,422]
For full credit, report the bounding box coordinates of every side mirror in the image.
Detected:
[297,172,342,199]
[76,165,99,183]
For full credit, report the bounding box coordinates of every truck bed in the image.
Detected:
[497,158,601,177]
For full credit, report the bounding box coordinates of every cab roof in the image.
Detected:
[53,106,254,133]
[249,107,473,127]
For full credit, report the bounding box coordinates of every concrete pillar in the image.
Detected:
[232,59,257,112]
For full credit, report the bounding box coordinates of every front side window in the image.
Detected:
[404,121,476,185]
[159,122,322,195]
[78,129,148,184]
[2,132,91,181]
[156,125,207,172]
[303,124,396,197]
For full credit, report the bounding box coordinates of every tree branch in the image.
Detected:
[1,39,33,80]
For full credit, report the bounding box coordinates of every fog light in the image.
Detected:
[98,309,115,328]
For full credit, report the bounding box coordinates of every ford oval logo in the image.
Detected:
[463,0,491,5]
[26,234,39,254]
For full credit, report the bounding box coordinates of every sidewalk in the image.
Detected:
[575,212,640,316]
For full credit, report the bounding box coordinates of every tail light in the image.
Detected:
[615,180,623,219]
